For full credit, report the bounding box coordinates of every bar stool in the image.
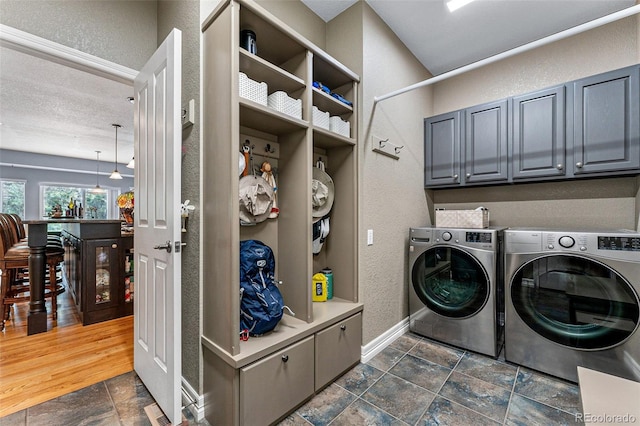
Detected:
[0,214,64,330]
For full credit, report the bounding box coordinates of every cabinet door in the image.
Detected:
[512,86,566,180]
[315,313,362,391]
[464,99,508,184]
[572,65,640,175]
[240,336,314,426]
[424,111,461,187]
[84,239,121,316]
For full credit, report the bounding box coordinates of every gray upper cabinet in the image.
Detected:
[424,64,640,189]
[572,65,640,176]
[424,110,461,187]
[512,85,566,180]
[465,99,508,184]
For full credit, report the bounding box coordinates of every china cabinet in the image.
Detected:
[61,221,133,325]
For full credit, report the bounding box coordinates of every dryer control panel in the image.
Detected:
[505,229,640,263]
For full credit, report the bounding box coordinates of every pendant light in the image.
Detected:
[109,123,123,180]
[90,150,105,193]
[126,156,135,169]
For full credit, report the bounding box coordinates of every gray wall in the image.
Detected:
[0,149,133,218]
[157,0,203,398]
[327,3,434,345]
[0,0,157,70]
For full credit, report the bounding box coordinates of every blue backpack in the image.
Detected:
[240,240,284,336]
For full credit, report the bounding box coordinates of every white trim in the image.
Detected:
[0,24,138,85]
[360,317,410,364]
[374,4,640,103]
[181,379,205,422]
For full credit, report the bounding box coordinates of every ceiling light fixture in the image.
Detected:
[447,0,476,12]
[126,156,135,169]
[91,150,105,193]
[109,123,123,180]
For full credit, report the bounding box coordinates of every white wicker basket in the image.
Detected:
[239,72,267,105]
[268,91,302,119]
[312,106,330,130]
[329,116,350,138]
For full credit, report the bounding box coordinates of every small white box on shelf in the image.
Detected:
[267,91,302,119]
[238,72,267,105]
[329,116,350,138]
[312,106,330,130]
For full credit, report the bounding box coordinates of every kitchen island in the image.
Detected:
[23,219,132,334]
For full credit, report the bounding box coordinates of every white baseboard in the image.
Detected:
[360,317,410,364]
[181,378,205,422]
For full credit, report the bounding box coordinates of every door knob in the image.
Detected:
[153,241,172,253]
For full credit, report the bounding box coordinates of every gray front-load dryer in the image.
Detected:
[409,226,505,358]
[505,228,640,383]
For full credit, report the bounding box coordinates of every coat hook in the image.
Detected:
[379,138,389,148]
[394,145,404,154]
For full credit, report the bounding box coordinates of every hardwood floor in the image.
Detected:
[0,288,133,418]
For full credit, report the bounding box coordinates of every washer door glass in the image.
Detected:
[511,255,639,350]
[412,247,489,318]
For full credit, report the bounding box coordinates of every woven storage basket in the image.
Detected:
[239,72,267,105]
[435,209,490,228]
[329,116,350,138]
[267,91,302,119]
[312,106,330,130]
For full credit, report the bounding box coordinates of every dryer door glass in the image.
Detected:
[412,247,489,318]
[511,254,640,350]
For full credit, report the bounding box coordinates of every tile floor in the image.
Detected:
[280,332,583,426]
[1,332,583,426]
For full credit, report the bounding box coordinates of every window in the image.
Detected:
[41,184,114,222]
[0,180,26,217]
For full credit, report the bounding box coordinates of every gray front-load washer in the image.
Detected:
[409,226,505,358]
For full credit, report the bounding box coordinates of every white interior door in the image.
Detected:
[133,28,182,425]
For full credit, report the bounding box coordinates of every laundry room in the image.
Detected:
[1,0,639,424]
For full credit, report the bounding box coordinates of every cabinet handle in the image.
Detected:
[556,164,563,170]
[281,355,289,363]
[465,173,471,179]
[576,162,583,168]
[340,325,346,331]
[453,174,459,181]
[111,243,118,249]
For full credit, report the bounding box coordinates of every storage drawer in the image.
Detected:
[315,313,362,391]
[240,336,314,426]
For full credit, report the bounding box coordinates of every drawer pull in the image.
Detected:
[281,355,289,363]
[340,325,346,331]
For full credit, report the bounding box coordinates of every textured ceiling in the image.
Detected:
[0,45,134,163]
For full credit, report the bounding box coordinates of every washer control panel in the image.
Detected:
[433,229,497,249]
